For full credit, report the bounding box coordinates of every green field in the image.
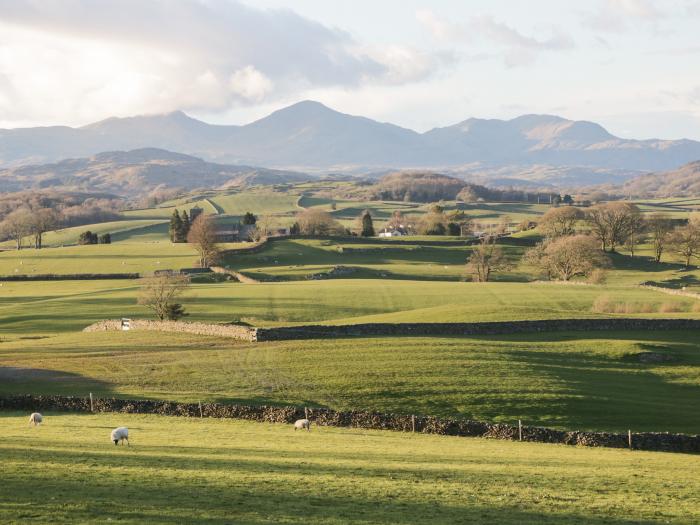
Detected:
[2,279,699,334]
[1,412,698,524]
[2,328,700,433]
[209,191,302,215]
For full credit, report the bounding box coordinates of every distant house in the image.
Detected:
[214,223,256,242]
[378,228,406,238]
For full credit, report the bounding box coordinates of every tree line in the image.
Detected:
[466,202,700,283]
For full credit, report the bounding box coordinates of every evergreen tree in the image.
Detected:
[169,210,183,242]
[360,210,375,237]
[242,211,257,225]
[180,211,191,242]
[99,233,112,244]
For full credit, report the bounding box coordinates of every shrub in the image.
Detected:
[659,302,684,313]
[587,268,608,285]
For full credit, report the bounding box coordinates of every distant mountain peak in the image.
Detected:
[1,100,699,175]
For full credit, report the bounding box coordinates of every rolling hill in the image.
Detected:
[0,148,314,195]
[2,101,699,185]
[622,160,700,197]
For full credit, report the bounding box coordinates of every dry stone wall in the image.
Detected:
[0,273,139,281]
[84,318,700,342]
[84,319,257,342]
[253,318,700,341]
[2,395,698,454]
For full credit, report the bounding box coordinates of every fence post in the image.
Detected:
[411,414,416,433]
[89,392,93,413]
[518,419,522,441]
[199,400,203,419]
[305,406,308,419]
[628,430,632,449]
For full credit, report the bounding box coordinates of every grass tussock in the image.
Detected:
[592,295,692,314]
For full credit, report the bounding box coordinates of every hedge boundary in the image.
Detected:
[2,395,698,454]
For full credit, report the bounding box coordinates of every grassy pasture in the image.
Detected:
[3,413,698,525]
[0,241,250,276]
[227,238,509,281]
[122,198,219,219]
[1,279,699,334]
[0,219,169,249]
[1,330,700,432]
[208,191,301,215]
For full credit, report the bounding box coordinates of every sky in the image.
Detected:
[0,0,699,140]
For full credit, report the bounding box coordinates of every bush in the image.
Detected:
[587,269,608,285]
[78,231,98,245]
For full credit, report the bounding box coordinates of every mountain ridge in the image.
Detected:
[1,101,699,182]
[0,147,314,196]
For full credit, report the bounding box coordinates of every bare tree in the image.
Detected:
[647,214,673,263]
[250,214,274,242]
[466,236,510,282]
[525,235,609,281]
[296,209,344,236]
[539,207,583,238]
[624,211,646,257]
[668,217,700,269]
[137,274,191,320]
[30,208,61,249]
[586,202,641,252]
[1,208,33,250]
[187,214,220,268]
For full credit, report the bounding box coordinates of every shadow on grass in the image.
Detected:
[0,367,115,401]
[0,445,670,524]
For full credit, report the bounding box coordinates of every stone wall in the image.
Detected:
[254,318,700,341]
[83,318,700,342]
[2,395,698,454]
[0,273,139,281]
[83,319,257,342]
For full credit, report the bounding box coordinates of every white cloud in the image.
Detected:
[584,0,667,32]
[229,66,274,102]
[415,9,573,67]
[0,0,441,126]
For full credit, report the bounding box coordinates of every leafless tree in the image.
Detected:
[187,214,220,268]
[624,211,646,257]
[586,202,641,252]
[30,208,62,249]
[668,215,700,269]
[137,274,191,320]
[1,208,33,250]
[466,236,510,282]
[295,209,344,236]
[250,214,274,242]
[539,207,583,238]
[525,235,609,281]
[646,214,673,263]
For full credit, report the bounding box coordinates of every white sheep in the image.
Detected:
[28,412,43,426]
[110,426,129,446]
[294,418,310,431]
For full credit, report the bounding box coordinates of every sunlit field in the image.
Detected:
[1,412,698,524]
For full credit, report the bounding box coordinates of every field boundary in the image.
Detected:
[253,318,700,340]
[0,273,140,281]
[2,395,698,454]
[83,319,256,341]
[83,317,700,342]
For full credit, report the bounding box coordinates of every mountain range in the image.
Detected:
[2,100,700,188]
[0,148,312,196]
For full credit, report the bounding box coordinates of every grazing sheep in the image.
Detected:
[294,419,310,431]
[28,412,42,426]
[110,427,129,446]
